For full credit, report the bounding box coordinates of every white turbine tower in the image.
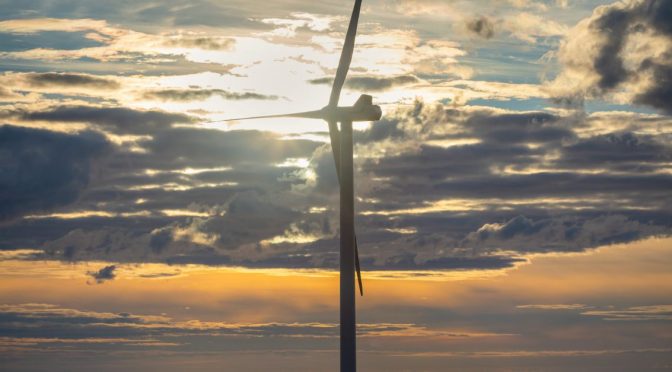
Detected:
[218,1,377,370]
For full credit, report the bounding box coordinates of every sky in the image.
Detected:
[0,0,671,370]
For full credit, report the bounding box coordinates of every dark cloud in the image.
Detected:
[149,228,173,253]
[464,111,573,144]
[309,75,420,92]
[355,117,407,143]
[591,6,631,90]
[466,16,495,39]
[363,142,540,181]
[0,125,112,221]
[460,214,666,253]
[557,132,671,171]
[25,72,120,89]
[396,171,672,202]
[199,190,300,248]
[357,109,573,182]
[633,62,672,114]
[554,0,672,113]
[13,106,193,134]
[135,128,320,168]
[87,265,116,283]
[39,191,302,263]
[142,88,278,102]
[0,124,323,260]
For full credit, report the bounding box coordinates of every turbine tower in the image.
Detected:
[219,1,377,370]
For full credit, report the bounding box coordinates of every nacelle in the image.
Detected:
[321,94,382,122]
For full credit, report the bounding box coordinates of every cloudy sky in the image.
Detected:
[1,0,671,370]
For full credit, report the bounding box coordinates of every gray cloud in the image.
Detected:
[87,264,116,283]
[0,125,112,221]
[466,16,495,39]
[461,214,666,254]
[0,302,456,355]
[25,72,120,89]
[309,75,420,92]
[13,106,193,134]
[581,305,672,321]
[4,54,239,77]
[142,88,278,102]
[557,132,671,172]
[550,0,672,113]
[39,191,303,264]
[633,62,672,113]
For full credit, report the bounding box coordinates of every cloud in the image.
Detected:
[261,12,344,37]
[391,0,461,17]
[463,12,566,43]
[547,0,672,113]
[309,75,420,92]
[517,304,588,310]
[132,128,321,169]
[0,302,478,353]
[163,35,235,50]
[504,0,549,11]
[502,12,567,43]
[466,16,495,39]
[0,125,111,221]
[24,72,120,89]
[633,62,672,113]
[0,16,250,65]
[141,88,278,101]
[519,303,672,320]
[12,105,193,134]
[556,131,671,172]
[581,305,672,321]
[0,18,110,34]
[0,87,16,98]
[87,265,117,283]
[461,214,667,254]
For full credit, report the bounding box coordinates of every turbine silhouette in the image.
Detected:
[217,1,377,370]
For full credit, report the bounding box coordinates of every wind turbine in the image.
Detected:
[218,1,378,370]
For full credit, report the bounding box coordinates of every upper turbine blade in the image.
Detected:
[328,0,362,108]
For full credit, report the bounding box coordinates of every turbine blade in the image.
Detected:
[355,236,363,296]
[207,110,323,123]
[328,120,341,170]
[329,0,362,107]
[329,119,363,296]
